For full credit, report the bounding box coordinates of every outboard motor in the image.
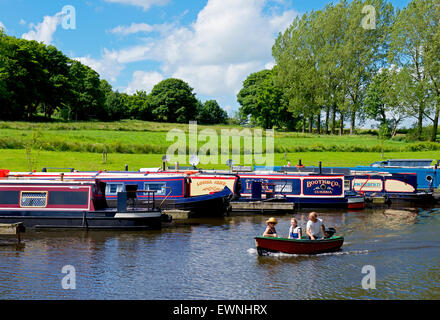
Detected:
[325,227,337,238]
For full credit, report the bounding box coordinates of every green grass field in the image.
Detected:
[1,149,439,172]
[0,120,438,171]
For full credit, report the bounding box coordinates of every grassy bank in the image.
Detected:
[1,149,439,172]
[0,120,438,171]
[0,120,439,155]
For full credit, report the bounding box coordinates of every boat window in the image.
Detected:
[344,179,351,191]
[144,183,166,196]
[274,183,292,193]
[48,191,89,206]
[105,183,125,195]
[20,191,47,208]
[0,191,19,205]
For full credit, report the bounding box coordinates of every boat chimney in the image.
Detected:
[298,159,302,167]
[60,173,64,181]
[125,164,128,172]
[176,162,179,171]
[162,161,166,171]
[319,162,322,174]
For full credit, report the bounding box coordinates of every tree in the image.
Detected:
[238,68,292,129]
[273,0,395,135]
[337,0,395,135]
[65,60,105,120]
[197,100,228,125]
[389,0,440,141]
[128,90,152,121]
[149,78,198,123]
[38,45,70,118]
[364,68,409,137]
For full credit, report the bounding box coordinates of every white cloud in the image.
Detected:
[104,0,170,11]
[125,71,164,94]
[109,22,174,35]
[22,12,63,45]
[79,0,298,105]
[19,19,26,25]
[158,0,297,96]
[265,61,276,70]
[74,49,124,82]
[110,23,154,35]
[0,21,6,31]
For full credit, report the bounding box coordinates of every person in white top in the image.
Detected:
[306,212,328,240]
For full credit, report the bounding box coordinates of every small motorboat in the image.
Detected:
[255,231,344,255]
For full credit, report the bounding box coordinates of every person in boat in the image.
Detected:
[263,217,278,237]
[306,212,327,240]
[288,218,302,239]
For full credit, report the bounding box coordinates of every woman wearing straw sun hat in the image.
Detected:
[263,217,278,237]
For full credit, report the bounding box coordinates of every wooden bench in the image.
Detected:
[0,223,25,243]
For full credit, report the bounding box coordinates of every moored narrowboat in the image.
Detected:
[6,171,237,216]
[345,172,434,204]
[0,179,163,229]
[237,172,362,209]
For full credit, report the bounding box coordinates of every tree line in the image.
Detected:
[0,30,228,124]
[237,0,440,141]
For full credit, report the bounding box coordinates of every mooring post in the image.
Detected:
[16,225,21,244]
[82,211,88,230]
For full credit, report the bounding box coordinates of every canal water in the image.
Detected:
[0,207,439,300]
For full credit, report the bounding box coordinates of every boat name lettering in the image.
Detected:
[196,180,227,187]
[306,179,340,188]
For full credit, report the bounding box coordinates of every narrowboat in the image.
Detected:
[0,179,164,229]
[257,158,440,190]
[254,162,434,205]
[345,172,434,204]
[255,236,344,255]
[6,171,237,216]
[236,171,364,209]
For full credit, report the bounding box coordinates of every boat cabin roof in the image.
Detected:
[370,159,434,168]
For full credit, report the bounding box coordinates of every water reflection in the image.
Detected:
[0,206,439,299]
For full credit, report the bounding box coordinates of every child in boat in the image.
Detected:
[288,218,302,239]
[263,217,278,237]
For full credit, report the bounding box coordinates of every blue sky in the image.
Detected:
[0,0,411,118]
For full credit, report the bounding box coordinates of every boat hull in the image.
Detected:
[0,210,163,230]
[255,236,344,255]
[107,186,233,216]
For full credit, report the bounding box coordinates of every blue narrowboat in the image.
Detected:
[256,159,440,190]
[5,171,238,216]
[236,172,363,209]
[348,159,440,190]
[344,172,434,204]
